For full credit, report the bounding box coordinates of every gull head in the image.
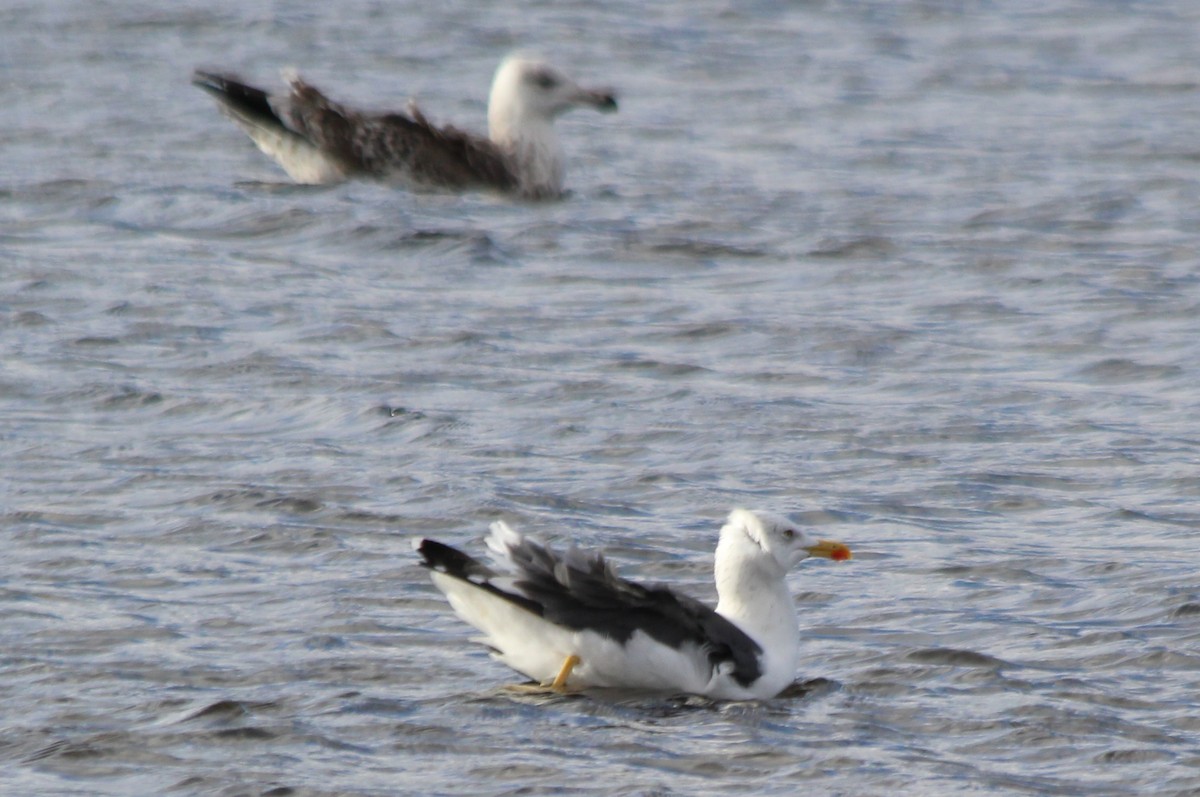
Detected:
[488,54,617,144]
[720,508,852,575]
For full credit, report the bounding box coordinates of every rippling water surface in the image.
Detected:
[4,1,1200,795]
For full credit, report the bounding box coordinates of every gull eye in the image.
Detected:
[782,528,795,540]
[530,71,559,90]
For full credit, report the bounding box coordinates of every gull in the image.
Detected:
[192,54,617,199]
[414,509,851,699]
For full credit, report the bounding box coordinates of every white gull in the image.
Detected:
[414,508,852,700]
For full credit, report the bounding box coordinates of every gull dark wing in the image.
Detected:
[418,536,763,688]
[193,71,282,132]
[416,538,497,581]
[194,69,517,191]
[193,69,351,184]
[362,106,519,191]
[416,538,542,616]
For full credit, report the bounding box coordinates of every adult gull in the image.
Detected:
[414,508,852,700]
[192,54,617,199]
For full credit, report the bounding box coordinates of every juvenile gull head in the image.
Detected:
[486,55,618,198]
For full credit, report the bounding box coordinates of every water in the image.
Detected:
[4,1,1200,794]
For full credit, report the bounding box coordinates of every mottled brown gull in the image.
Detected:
[192,54,617,199]
[414,509,852,700]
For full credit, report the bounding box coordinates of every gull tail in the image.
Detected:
[192,70,284,133]
[413,538,497,581]
[192,68,344,183]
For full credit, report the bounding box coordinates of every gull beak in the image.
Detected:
[806,539,852,562]
[576,87,618,113]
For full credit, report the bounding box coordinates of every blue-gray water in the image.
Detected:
[4,1,1200,795]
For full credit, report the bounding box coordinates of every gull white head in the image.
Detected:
[717,508,852,578]
[487,54,617,197]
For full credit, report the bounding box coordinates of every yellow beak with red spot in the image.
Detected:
[806,539,852,561]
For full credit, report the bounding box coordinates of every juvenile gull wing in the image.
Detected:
[193,70,517,191]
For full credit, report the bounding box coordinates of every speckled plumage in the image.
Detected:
[193,55,616,199]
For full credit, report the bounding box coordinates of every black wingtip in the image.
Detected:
[414,538,494,580]
[191,69,231,95]
[191,69,283,131]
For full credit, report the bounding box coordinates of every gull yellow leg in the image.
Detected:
[551,654,581,692]
[504,653,582,695]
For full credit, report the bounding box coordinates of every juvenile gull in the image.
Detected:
[192,55,617,199]
[414,509,852,700]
